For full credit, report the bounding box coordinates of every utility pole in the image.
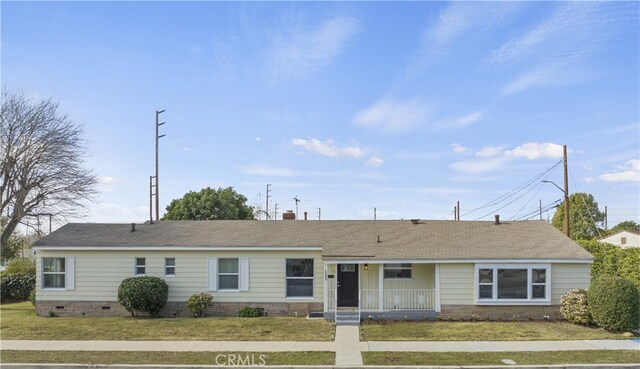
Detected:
[293,196,301,220]
[155,110,166,222]
[274,203,279,221]
[604,206,608,230]
[456,201,460,221]
[374,207,377,220]
[454,206,457,221]
[539,199,543,220]
[149,176,156,224]
[265,184,272,220]
[563,145,570,237]
[317,207,321,220]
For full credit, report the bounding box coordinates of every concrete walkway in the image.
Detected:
[2,338,638,353]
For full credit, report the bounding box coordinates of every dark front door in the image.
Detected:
[337,264,359,307]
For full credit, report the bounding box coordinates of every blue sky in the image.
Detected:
[2,1,639,229]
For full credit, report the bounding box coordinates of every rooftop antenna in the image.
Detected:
[293,196,301,220]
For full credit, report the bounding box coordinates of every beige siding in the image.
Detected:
[551,263,591,304]
[36,250,323,303]
[439,263,475,305]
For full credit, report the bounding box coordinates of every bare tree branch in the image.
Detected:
[0,91,97,255]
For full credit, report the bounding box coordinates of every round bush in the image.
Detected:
[186,292,213,317]
[117,276,169,317]
[560,289,591,325]
[0,274,36,302]
[3,258,36,276]
[588,276,640,331]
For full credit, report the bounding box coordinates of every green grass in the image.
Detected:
[360,321,629,341]
[0,350,335,365]
[0,302,334,341]
[363,351,640,365]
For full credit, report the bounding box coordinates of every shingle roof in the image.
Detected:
[33,220,593,261]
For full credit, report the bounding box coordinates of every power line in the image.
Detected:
[509,163,561,220]
[461,160,562,219]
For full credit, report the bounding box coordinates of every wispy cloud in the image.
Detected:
[353,98,431,133]
[267,15,360,82]
[476,145,505,158]
[451,143,471,154]
[366,155,384,167]
[97,176,121,193]
[504,142,563,160]
[450,142,563,173]
[291,138,365,159]
[500,62,600,95]
[599,159,640,183]
[434,110,484,130]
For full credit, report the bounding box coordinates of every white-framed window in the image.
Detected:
[42,258,66,289]
[135,258,146,276]
[218,258,239,290]
[165,258,176,277]
[41,257,74,290]
[621,237,627,245]
[286,259,314,298]
[384,263,412,279]
[475,264,551,304]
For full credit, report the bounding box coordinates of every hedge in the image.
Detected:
[1,274,36,302]
[577,240,640,290]
[588,276,639,331]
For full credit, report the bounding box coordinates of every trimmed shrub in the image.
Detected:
[186,292,213,317]
[618,248,640,291]
[238,307,264,317]
[559,289,591,325]
[588,276,640,331]
[117,276,169,317]
[3,258,36,276]
[0,274,36,302]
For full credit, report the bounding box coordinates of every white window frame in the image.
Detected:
[218,258,239,291]
[42,257,66,290]
[383,263,413,280]
[165,258,176,277]
[135,257,146,276]
[474,263,551,305]
[285,258,314,299]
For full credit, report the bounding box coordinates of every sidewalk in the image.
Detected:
[2,338,638,352]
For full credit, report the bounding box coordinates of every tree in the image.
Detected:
[162,187,254,220]
[607,220,640,235]
[0,92,97,254]
[552,193,605,240]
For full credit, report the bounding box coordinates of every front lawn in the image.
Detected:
[0,302,334,341]
[363,351,640,366]
[360,321,629,341]
[0,350,335,365]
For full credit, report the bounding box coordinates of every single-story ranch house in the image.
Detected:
[32,218,593,324]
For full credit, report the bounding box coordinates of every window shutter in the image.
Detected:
[239,257,250,291]
[65,257,75,291]
[208,257,218,291]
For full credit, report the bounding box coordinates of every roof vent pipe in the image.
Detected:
[494,215,500,225]
[304,211,308,221]
[131,223,136,232]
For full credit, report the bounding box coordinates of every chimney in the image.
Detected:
[283,210,296,220]
[304,211,308,220]
[131,223,136,232]
[494,215,500,225]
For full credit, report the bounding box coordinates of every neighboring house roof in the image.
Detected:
[33,220,593,261]
[600,229,640,238]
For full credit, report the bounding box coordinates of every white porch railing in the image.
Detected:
[328,288,336,311]
[361,289,435,310]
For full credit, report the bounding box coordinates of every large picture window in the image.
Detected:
[475,264,550,304]
[384,263,412,279]
[286,259,313,297]
[43,258,66,289]
[218,258,239,290]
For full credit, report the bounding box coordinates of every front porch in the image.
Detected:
[323,262,440,322]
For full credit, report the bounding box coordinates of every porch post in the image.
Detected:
[435,263,441,312]
[323,262,328,313]
[378,263,384,312]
